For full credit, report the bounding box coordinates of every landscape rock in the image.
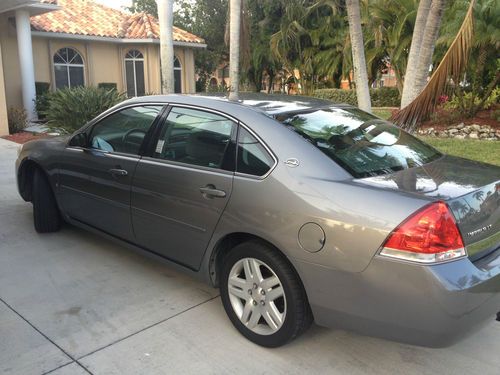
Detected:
[468,132,479,139]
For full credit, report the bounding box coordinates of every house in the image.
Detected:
[0,0,206,136]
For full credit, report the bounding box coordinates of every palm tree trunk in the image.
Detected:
[400,0,432,108]
[346,0,371,112]
[156,0,174,94]
[228,0,241,101]
[411,0,446,100]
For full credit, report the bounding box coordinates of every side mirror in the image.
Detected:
[69,133,88,148]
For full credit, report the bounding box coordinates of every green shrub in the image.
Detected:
[97,82,118,91]
[313,88,357,105]
[42,86,126,133]
[370,87,400,107]
[312,87,400,107]
[35,82,50,95]
[7,107,28,134]
[34,82,52,120]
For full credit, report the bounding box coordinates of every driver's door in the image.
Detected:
[59,105,164,241]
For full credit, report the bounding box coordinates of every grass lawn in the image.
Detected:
[420,137,500,166]
[372,107,393,120]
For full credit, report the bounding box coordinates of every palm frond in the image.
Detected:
[391,0,476,131]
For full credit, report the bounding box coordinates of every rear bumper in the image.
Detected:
[294,249,500,347]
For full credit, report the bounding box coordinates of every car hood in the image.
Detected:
[355,155,500,201]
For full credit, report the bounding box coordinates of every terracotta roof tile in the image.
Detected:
[31,0,205,44]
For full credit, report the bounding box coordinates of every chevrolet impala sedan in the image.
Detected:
[16,94,500,347]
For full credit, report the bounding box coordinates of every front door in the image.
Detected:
[59,105,164,241]
[131,106,237,269]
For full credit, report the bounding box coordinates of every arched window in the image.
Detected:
[125,50,145,97]
[174,56,182,93]
[53,47,84,89]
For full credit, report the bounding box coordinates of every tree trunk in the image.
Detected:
[228,0,241,101]
[411,0,446,102]
[156,0,174,94]
[400,0,432,108]
[346,0,371,112]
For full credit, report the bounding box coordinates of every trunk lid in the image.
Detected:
[356,155,500,260]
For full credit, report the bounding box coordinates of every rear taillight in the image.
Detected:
[379,201,466,264]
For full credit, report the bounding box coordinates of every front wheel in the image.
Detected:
[220,241,312,347]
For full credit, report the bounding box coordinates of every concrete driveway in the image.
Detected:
[0,137,499,375]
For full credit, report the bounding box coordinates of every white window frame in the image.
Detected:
[53,47,85,89]
[125,50,145,97]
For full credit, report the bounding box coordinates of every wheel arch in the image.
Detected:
[208,232,307,295]
[17,158,43,202]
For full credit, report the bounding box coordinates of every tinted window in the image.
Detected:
[237,127,275,176]
[90,106,162,155]
[154,107,235,169]
[276,107,441,178]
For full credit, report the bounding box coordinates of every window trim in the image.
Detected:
[125,49,145,97]
[53,47,85,89]
[66,103,167,157]
[147,103,240,174]
[174,55,182,93]
[234,122,278,180]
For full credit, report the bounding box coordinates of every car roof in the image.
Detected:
[123,92,353,116]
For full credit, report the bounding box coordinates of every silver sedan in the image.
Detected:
[16,94,500,347]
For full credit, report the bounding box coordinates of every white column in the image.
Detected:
[15,10,37,121]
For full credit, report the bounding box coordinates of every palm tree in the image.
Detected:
[363,0,418,94]
[400,0,431,107]
[411,0,446,99]
[346,0,371,112]
[156,0,174,93]
[228,0,242,101]
[392,0,476,130]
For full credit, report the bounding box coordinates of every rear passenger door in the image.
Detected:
[131,106,237,269]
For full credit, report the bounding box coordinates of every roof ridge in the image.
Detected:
[31,0,205,43]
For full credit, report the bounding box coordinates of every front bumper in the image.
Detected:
[294,249,500,347]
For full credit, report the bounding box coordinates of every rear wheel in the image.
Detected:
[220,241,312,347]
[32,169,61,233]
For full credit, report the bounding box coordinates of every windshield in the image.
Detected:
[276,107,442,178]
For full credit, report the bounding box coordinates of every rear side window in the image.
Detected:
[154,106,236,170]
[276,107,441,178]
[237,127,275,177]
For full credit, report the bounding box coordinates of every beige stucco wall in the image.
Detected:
[0,22,199,124]
[0,15,22,110]
[0,39,8,136]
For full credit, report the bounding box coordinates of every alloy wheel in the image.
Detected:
[227,257,286,335]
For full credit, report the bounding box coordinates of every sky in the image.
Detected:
[94,0,132,11]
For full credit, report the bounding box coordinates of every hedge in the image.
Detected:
[97,82,118,91]
[312,87,400,107]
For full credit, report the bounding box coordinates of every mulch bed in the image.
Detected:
[2,132,50,144]
[419,107,499,131]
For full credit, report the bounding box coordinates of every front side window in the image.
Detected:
[54,48,85,89]
[125,50,145,97]
[90,106,162,155]
[276,107,441,178]
[237,128,275,177]
[154,107,235,170]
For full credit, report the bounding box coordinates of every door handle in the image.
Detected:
[199,185,226,198]
[108,168,128,176]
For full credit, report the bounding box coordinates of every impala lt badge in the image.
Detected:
[467,224,493,237]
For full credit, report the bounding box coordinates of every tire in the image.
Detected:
[32,168,61,233]
[220,241,312,347]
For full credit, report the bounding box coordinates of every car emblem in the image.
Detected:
[285,158,300,167]
[467,224,493,237]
